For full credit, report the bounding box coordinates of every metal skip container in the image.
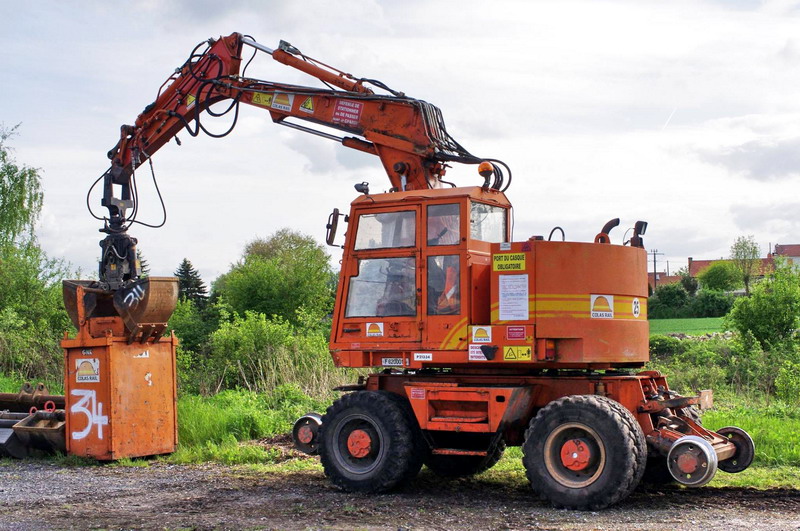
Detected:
[61,277,179,460]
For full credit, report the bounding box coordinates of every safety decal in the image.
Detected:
[332,99,363,127]
[632,297,641,318]
[492,253,526,272]
[366,322,384,337]
[381,357,403,367]
[590,295,614,319]
[76,358,100,383]
[503,346,532,361]
[468,344,487,361]
[252,93,273,107]
[499,242,512,251]
[471,326,492,343]
[414,352,433,361]
[185,94,196,110]
[271,93,294,112]
[506,326,526,340]
[410,387,426,400]
[299,96,314,113]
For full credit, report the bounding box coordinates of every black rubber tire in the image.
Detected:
[522,395,646,510]
[425,440,507,478]
[319,391,423,493]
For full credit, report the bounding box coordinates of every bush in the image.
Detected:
[203,311,351,397]
[649,334,685,359]
[726,260,800,348]
[689,290,734,318]
[648,284,691,319]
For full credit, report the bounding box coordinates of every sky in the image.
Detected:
[1,0,799,284]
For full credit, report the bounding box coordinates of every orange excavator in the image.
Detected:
[66,33,753,510]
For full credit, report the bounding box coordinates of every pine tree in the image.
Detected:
[174,258,208,305]
[136,249,150,278]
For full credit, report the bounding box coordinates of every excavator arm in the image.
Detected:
[94,32,507,289]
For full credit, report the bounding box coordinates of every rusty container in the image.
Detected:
[61,277,179,460]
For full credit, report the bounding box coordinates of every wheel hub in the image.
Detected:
[297,425,314,445]
[560,438,592,471]
[677,452,700,474]
[346,429,373,458]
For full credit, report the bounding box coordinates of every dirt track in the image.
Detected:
[2,455,800,530]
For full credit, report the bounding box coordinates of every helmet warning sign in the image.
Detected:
[492,253,526,271]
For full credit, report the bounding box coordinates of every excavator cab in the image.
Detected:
[330,186,511,367]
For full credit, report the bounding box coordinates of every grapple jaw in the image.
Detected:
[63,277,178,343]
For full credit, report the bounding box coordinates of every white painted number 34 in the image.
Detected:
[70,389,109,440]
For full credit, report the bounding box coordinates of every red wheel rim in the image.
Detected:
[560,438,592,471]
[346,429,372,458]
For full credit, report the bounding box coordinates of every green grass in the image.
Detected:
[649,317,724,335]
[169,385,331,465]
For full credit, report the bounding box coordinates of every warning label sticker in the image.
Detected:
[471,326,492,343]
[76,358,100,383]
[299,96,314,114]
[185,94,196,110]
[506,326,526,340]
[332,99,363,127]
[493,253,526,272]
[271,93,294,112]
[591,295,614,319]
[469,344,487,361]
[410,387,425,400]
[503,346,532,361]
[366,322,384,337]
[252,93,273,107]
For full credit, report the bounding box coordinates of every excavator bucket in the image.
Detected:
[63,277,179,342]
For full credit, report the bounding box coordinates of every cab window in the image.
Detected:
[345,257,417,317]
[427,255,460,315]
[354,211,416,250]
[427,204,460,246]
[470,202,507,243]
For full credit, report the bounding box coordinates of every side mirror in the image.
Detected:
[326,208,344,247]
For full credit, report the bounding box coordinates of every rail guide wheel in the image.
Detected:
[716,426,755,473]
[292,412,322,455]
[667,435,718,487]
[522,395,647,511]
[318,390,423,493]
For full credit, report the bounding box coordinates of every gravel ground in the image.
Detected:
[1,457,800,530]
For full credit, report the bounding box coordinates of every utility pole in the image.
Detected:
[651,249,665,291]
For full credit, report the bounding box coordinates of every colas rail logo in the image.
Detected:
[590,295,614,319]
[366,322,384,337]
[472,326,492,343]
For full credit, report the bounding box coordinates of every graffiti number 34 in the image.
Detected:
[70,389,109,440]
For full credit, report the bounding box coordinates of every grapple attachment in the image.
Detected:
[63,277,179,342]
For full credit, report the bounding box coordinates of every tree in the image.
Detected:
[697,261,741,292]
[137,249,150,278]
[730,236,761,296]
[677,266,698,296]
[174,258,208,304]
[214,229,334,324]
[0,125,42,245]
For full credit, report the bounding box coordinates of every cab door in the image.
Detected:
[334,206,422,345]
[423,201,467,348]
